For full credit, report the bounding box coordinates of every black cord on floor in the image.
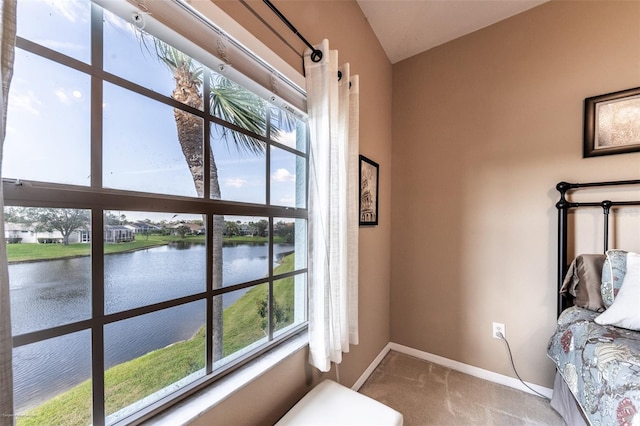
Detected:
[497,332,550,400]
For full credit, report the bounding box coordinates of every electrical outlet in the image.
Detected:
[492,322,505,339]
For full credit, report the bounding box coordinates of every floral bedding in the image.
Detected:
[547,306,640,426]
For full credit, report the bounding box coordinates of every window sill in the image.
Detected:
[147,332,309,425]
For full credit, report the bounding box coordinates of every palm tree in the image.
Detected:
[151,42,267,197]
[149,40,268,361]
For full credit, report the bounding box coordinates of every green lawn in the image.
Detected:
[6,234,286,263]
[6,235,182,263]
[7,242,92,263]
[16,254,298,426]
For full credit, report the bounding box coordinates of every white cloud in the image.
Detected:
[55,88,71,105]
[274,130,297,149]
[51,0,86,23]
[55,88,84,105]
[226,178,248,188]
[9,91,42,115]
[272,168,295,183]
[36,40,85,52]
[217,157,264,167]
[278,196,295,205]
[122,167,184,175]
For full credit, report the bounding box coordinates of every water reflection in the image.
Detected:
[104,242,206,314]
[10,257,91,335]
[10,241,294,413]
[168,240,203,250]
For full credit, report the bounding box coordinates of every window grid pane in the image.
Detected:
[102,83,203,198]
[103,8,202,106]
[7,207,92,335]
[211,124,267,203]
[3,49,91,185]
[13,330,93,424]
[103,211,207,314]
[104,301,206,423]
[17,0,91,64]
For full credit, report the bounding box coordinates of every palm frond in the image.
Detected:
[210,78,267,155]
[142,38,270,155]
[154,41,195,75]
[269,106,304,148]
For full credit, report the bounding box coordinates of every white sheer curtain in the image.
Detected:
[305,39,359,373]
[0,0,16,423]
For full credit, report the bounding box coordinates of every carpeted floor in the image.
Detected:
[358,351,564,425]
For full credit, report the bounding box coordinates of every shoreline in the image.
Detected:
[7,242,169,265]
[6,237,282,265]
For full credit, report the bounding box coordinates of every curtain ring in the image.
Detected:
[311,49,323,63]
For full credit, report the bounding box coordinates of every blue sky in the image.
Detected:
[3,0,304,220]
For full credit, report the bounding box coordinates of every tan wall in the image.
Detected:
[391,0,640,389]
[190,1,393,424]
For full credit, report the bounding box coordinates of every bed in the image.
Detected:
[547,180,640,426]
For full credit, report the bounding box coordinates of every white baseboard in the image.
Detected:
[351,343,392,391]
[353,342,553,399]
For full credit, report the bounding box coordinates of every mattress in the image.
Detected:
[549,370,588,426]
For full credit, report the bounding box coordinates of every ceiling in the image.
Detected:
[356,0,549,64]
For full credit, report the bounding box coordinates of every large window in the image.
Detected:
[3,1,308,425]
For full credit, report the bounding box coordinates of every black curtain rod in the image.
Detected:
[263,0,323,63]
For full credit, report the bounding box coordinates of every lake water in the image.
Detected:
[9,241,293,412]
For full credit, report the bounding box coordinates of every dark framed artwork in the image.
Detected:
[584,86,640,157]
[359,155,379,226]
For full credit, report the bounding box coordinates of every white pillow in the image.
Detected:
[595,251,640,330]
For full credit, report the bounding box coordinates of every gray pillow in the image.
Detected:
[560,254,606,312]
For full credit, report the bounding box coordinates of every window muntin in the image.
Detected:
[5,1,308,424]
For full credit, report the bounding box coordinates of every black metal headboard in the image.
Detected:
[556,179,640,317]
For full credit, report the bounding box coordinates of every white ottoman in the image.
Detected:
[275,379,403,426]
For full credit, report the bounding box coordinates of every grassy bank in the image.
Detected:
[7,235,190,263]
[6,234,284,263]
[17,255,297,425]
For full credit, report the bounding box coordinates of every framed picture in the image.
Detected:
[359,155,379,226]
[584,86,640,157]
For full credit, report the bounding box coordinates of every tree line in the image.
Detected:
[222,219,295,243]
[5,207,296,245]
